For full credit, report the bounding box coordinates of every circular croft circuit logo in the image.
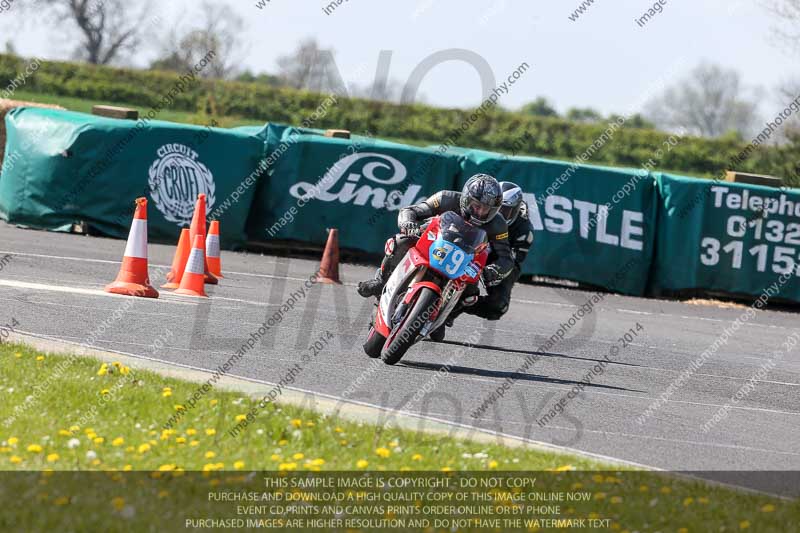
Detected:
[148,144,216,225]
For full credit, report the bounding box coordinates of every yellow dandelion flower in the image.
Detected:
[389,439,399,447]
[235,415,247,422]
[27,444,43,453]
[488,460,499,469]
[554,465,575,472]
[441,467,453,472]
[278,439,288,446]
[234,460,245,470]
[175,437,186,444]
[683,497,694,506]
[158,464,176,471]
[375,447,390,458]
[660,486,672,494]
[205,451,216,459]
[46,453,59,463]
[270,454,281,461]
[290,419,302,428]
[356,459,369,469]
[698,496,709,504]
[7,437,18,446]
[639,485,649,492]
[305,421,315,427]
[174,405,185,412]
[292,453,304,460]
[209,399,219,407]
[111,497,125,511]
[69,425,80,432]
[309,458,325,466]
[119,366,130,375]
[278,462,297,471]
[186,429,197,436]
[761,504,775,513]
[112,437,124,447]
[162,389,172,398]
[740,520,750,530]
[400,466,411,471]
[339,439,348,446]
[189,440,199,447]
[572,483,584,490]
[14,352,22,358]
[412,454,423,461]
[678,528,688,533]
[100,389,110,395]
[58,429,72,437]
[122,465,133,471]
[595,492,607,500]
[610,496,623,504]
[9,456,22,464]
[93,437,105,445]
[334,427,343,433]
[205,428,216,436]
[138,443,151,454]
[36,356,45,361]
[53,496,69,506]
[91,459,101,466]
[201,463,218,472]
[0,447,10,453]
[97,364,108,376]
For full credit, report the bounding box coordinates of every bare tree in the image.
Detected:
[644,63,760,138]
[151,1,245,79]
[276,38,346,94]
[765,0,800,51]
[34,0,155,65]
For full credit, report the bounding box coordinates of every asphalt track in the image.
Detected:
[1,221,799,493]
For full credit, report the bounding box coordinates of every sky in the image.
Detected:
[2,0,797,118]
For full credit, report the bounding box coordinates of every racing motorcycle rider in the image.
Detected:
[356,174,515,313]
[462,181,534,321]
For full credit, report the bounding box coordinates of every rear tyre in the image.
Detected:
[363,326,386,358]
[381,288,439,365]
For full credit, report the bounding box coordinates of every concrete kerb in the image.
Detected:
[9,329,641,469]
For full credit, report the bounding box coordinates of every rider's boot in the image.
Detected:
[445,292,479,327]
[357,268,386,298]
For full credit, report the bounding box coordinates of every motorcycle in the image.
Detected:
[363,211,489,365]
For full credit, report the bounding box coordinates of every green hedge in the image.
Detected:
[2,54,798,186]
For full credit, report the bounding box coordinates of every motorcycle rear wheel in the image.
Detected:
[381,287,439,365]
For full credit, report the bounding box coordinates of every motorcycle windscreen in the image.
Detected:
[428,213,486,279]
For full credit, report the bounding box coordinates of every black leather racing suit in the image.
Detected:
[377,190,515,285]
[465,201,534,320]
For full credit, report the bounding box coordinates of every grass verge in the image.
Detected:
[0,341,796,531]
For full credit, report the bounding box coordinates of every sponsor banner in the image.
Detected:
[247,125,461,252]
[652,173,800,302]
[0,108,266,248]
[458,150,659,295]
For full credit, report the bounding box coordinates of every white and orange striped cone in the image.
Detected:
[174,235,208,298]
[105,197,159,298]
[188,193,218,285]
[206,220,223,278]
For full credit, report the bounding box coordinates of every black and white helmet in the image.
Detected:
[499,181,524,225]
[460,174,502,226]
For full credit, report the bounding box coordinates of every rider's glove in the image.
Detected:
[399,220,420,236]
[482,264,505,287]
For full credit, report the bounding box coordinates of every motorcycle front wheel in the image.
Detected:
[381,287,439,365]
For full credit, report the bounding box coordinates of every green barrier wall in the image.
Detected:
[246,125,462,252]
[652,173,800,301]
[458,150,659,296]
[0,108,267,248]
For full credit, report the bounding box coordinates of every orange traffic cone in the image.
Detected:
[174,235,208,298]
[188,193,218,285]
[206,220,223,278]
[162,228,191,289]
[105,197,159,298]
[318,228,341,284]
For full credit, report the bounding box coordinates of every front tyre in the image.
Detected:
[381,287,439,365]
[363,326,386,358]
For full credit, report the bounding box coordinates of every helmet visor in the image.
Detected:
[467,199,491,220]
